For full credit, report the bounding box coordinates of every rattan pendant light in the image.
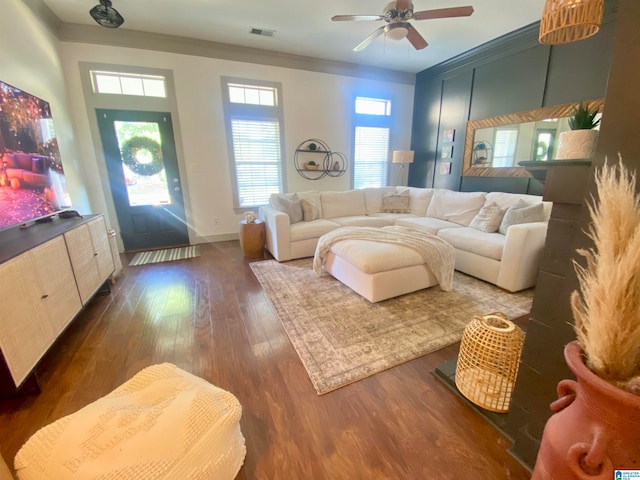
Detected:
[539,0,604,44]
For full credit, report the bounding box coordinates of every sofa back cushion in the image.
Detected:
[426,190,486,226]
[321,190,366,219]
[398,187,434,216]
[362,187,395,214]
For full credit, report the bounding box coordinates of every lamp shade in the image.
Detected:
[539,0,604,45]
[392,150,414,164]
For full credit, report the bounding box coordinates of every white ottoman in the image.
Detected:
[14,364,246,480]
[323,238,441,302]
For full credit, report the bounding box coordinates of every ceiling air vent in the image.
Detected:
[249,27,275,37]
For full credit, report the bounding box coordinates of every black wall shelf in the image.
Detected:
[294,138,348,180]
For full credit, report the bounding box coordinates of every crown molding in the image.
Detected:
[20,0,62,35]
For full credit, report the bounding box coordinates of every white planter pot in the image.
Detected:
[556,129,599,160]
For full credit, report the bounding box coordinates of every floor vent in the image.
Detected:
[249,27,275,37]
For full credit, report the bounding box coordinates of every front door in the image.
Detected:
[97,109,189,251]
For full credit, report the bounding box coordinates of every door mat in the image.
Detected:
[128,246,200,266]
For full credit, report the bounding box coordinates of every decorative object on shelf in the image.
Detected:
[532,160,640,479]
[472,141,493,167]
[120,136,164,176]
[294,139,348,180]
[539,0,604,45]
[455,312,525,413]
[392,150,414,186]
[90,0,125,28]
[243,211,257,223]
[556,102,601,160]
[443,129,455,143]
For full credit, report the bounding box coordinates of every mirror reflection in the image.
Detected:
[462,99,604,178]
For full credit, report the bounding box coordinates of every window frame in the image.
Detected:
[221,77,286,211]
[352,95,393,189]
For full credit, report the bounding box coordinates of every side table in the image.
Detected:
[239,219,266,258]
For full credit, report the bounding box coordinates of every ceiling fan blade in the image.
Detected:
[413,6,474,21]
[332,14,384,21]
[406,25,428,50]
[353,26,386,52]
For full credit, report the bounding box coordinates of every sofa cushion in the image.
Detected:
[270,193,303,224]
[301,198,320,222]
[486,191,552,221]
[330,216,393,228]
[321,190,366,219]
[3,153,17,169]
[369,212,418,221]
[394,216,464,235]
[498,199,546,235]
[330,239,425,274]
[14,152,33,171]
[437,227,505,261]
[426,190,486,226]
[469,202,506,233]
[397,187,434,216]
[290,219,340,242]
[381,191,410,213]
[362,187,395,215]
[297,190,323,218]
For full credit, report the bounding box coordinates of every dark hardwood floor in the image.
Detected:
[0,241,531,479]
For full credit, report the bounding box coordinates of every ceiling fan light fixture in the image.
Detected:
[90,0,125,28]
[539,0,603,44]
[385,24,409,40]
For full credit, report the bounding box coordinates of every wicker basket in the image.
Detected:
[455,312,525,413]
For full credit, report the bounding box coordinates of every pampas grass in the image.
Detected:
[571,159,640,394]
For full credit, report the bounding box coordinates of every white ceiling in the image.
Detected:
[43,0,546,74]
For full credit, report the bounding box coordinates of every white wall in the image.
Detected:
[59,42,415,243]
[1,0,91,214]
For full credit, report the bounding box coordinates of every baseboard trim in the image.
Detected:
[192,233,239,244]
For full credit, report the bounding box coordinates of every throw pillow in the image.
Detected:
[301,198,320,222]
[499,199,545,235]
[470,202,507,233]
[381,191,410,213]
[270,193,303,224]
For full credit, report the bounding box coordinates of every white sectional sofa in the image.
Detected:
[258,187,552,292]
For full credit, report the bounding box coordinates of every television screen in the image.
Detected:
[0,80,71,230]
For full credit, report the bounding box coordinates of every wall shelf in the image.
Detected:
[294,138,348,180]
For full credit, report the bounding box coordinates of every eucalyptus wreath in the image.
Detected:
[120,136,164,176]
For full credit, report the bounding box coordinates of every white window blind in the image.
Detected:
[231,119,282,207]
[493,128,519,168]
[354,126,390,189]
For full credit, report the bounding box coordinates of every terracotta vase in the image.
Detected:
[532,341,640,479]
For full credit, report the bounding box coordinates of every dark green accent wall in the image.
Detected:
[409,15,616,193]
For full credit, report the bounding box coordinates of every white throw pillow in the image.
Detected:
[499,199,546,234]
[470,202,507,233]
[270,193,303,224]
[301,198,320,221]
[381,191,410,213]
[426,190,487,226]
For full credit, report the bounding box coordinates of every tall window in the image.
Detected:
[221,78,284,209]
[353,96,392,189]
[493,127,519,168]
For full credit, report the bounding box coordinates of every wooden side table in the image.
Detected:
[239,220,265,258]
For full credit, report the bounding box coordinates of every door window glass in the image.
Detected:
[114,121,171,206]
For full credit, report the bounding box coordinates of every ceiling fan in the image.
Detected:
[332,1,474,52]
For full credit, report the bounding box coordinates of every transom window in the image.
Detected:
[353,96,392,189]
[90,71,167,98]
[221,78,284,209]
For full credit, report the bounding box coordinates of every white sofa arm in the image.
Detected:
[259,206,292,262]
[497,222,549,292]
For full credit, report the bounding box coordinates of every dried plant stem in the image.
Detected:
[571,159,640,388]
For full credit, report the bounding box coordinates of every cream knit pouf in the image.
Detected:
[14,364,246,479]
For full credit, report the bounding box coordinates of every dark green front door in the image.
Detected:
[97,109,189,251]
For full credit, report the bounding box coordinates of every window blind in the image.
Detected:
[231,119,282,207]
[493,128,518,168]
[353,126,390,189]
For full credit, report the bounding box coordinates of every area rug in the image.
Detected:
[250,258,534,395]
[128,246,200,266]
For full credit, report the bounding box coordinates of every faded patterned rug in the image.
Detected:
[250,258,534,395]
[129,246,200,266]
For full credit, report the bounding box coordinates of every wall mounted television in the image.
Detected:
[0,80,71,231]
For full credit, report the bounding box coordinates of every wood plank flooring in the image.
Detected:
[0,242,532,479]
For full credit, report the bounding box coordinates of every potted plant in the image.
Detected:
[556,102,601,160]
[304,160,319,170]
[532,160,640,479]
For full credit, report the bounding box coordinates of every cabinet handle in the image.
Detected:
[41,294,49,299]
